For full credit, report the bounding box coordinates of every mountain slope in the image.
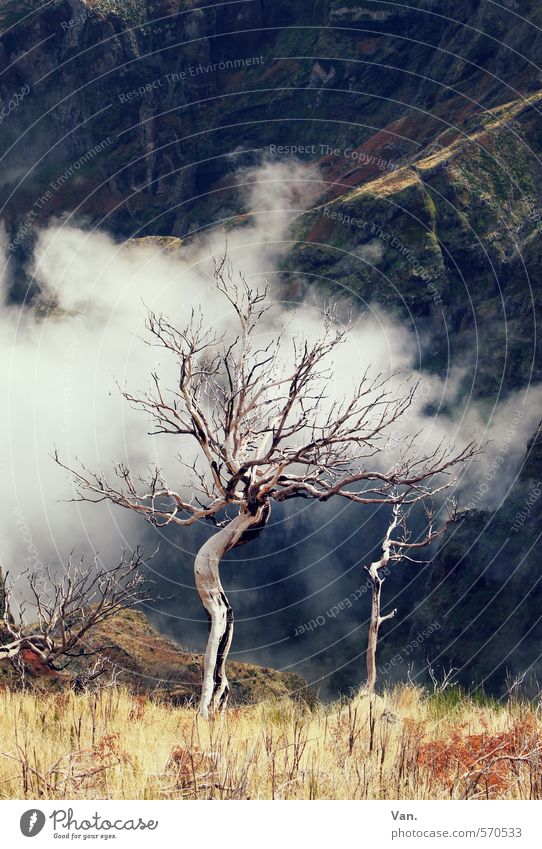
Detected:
[0,608,313,705]
[2,0,542,242]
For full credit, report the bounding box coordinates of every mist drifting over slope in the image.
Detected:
[1,160,541,693]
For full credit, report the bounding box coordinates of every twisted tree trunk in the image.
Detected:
[195,506,268,718]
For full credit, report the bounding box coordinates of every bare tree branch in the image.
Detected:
[52,251,479,716]
[0,549,154,672]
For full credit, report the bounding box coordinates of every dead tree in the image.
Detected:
[0,549,152,675]
[0,566,10,622]
[55,255,476,718]
[364,498,461,693]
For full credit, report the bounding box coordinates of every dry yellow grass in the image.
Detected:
[0,685,540,800]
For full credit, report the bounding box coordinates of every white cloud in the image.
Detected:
[0,159,539,591]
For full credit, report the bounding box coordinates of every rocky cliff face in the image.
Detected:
[289,91,542,398]
[2,0,542,242]
[406,436,542,695]
[2,1,542,397]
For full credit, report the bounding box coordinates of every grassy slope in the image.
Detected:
[86,609,313,705]
[0,684,540,799]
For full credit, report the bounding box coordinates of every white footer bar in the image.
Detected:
[1,799,540,848]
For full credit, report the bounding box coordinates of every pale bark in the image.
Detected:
[195,509,265,718]
[366,561,396,693]
[365,508,399,693]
